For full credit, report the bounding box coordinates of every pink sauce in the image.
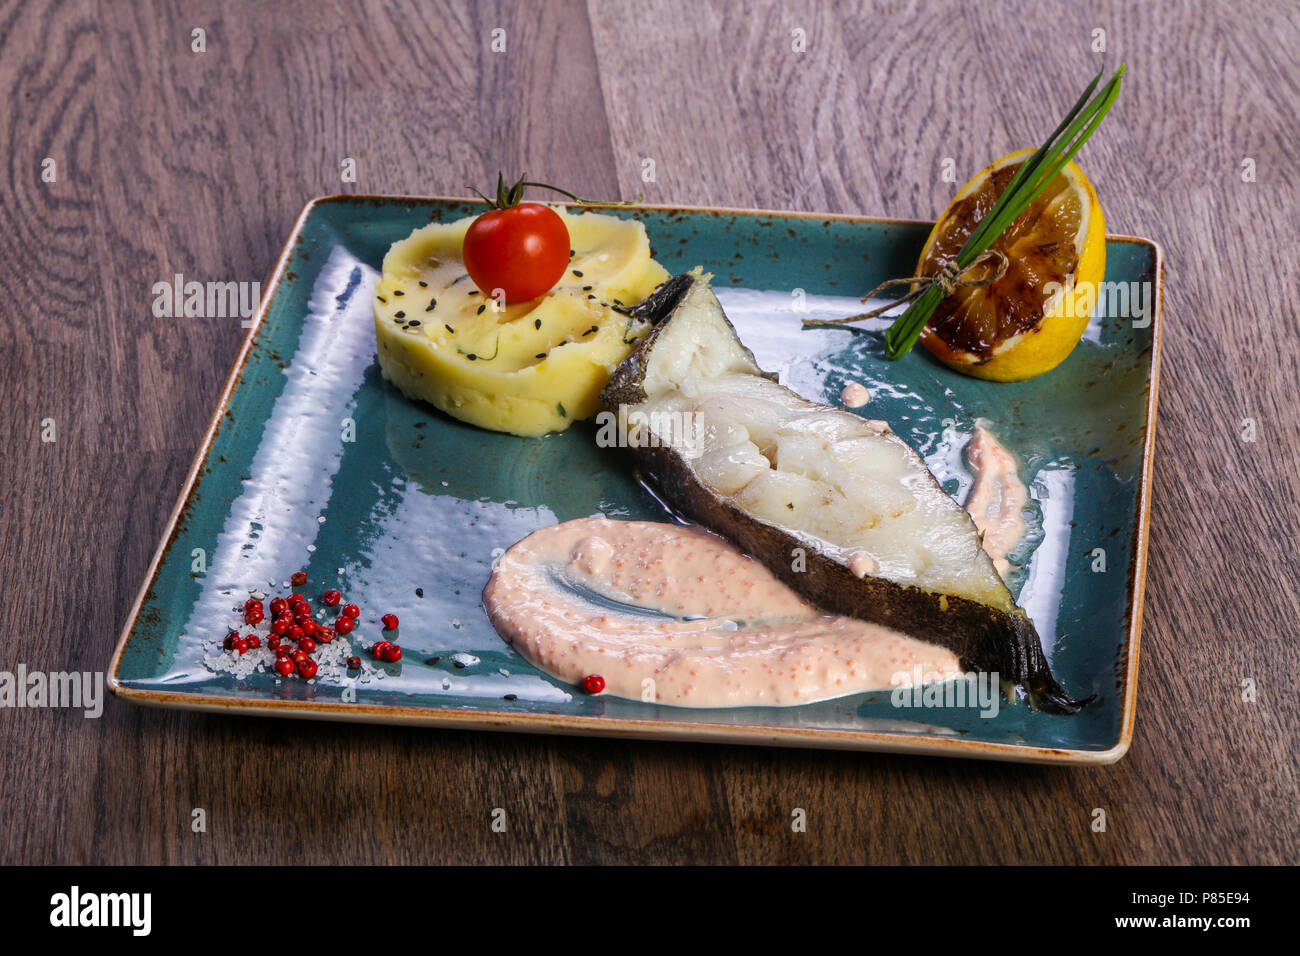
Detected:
[840,381,871,408]
[483,516,961,707]
[964,424,1028,577]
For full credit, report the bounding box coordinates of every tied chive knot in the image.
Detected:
[935,250,1009,295]
[802,249,1009,328]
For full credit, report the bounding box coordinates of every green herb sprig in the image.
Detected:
[469,172,639,209]
[874,66,1125,360]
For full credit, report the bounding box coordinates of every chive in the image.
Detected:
[621,317,638,344]
[459,336,500,362]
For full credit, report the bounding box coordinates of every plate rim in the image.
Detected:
[107,194,1164,765]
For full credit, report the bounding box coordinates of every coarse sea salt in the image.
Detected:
[202,624,389,686]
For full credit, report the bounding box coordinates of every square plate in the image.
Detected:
[108,196,1162,764]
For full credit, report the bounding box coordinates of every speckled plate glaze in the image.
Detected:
[108,196,1162,764]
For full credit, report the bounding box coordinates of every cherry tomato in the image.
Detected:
[462,202,570,304]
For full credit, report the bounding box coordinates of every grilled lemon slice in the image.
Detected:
[917,148,1106,381]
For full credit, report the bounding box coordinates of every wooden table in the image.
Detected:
[3,0,1296,865]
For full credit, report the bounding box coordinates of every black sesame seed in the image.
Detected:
[503,693,517,701]
[535,352,547,359]
[408,320,421,327]
[468,289,480,296]
[534,318,541,330]
[476,304,486,315]
[582,285,593,291]
[426,298,437,311]
[569,249,575,257]
[467,354,477,360]
[444,323,455,333]
[572,269,584,277]
[415,588,424,597]
[418,280,428,288]
[377,295,387,303]
[393,290,404,296]
[394,310,405,318]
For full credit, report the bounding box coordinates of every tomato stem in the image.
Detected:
[467,173,638,210]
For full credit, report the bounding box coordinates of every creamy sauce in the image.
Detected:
[847,551,877,577]
[964,424,1029,577]
[484,517,961,707]
[840,381,871,408]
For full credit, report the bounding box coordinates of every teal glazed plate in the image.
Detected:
[108,196,1162,764]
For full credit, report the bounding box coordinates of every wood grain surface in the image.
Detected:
[2,0,1297,865]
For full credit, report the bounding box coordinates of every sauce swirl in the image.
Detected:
[484,516,961,707]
